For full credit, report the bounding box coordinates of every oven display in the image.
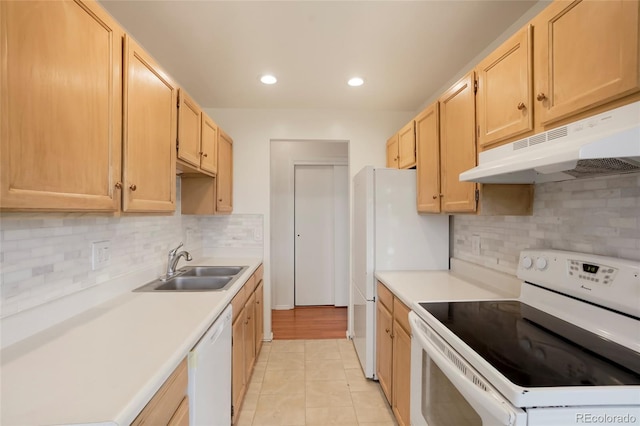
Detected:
[582,263,599,274]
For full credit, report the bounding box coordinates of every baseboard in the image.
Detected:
[273,304,294,310]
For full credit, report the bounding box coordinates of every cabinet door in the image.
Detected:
[392,321,411,426]
[376,301,393,403]
[398,121,416,169]
[0,0,122,211]
[415,103,441,213]
[200,113,218,175]
[244,292,256,377]
[439,72,477,213]
[231,313,245,418]
[177,90,201,168]
[534,0,640,125]
[123,35,177,212]
[386,135,399,168]
[255,280,264,356]
[216,129,233,213]
[477,25,533,148]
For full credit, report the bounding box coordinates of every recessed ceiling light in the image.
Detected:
[348,77,364,87]
[260,74,277,85]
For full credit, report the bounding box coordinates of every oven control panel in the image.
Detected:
[567,259,618,286]
[517,249,640,318]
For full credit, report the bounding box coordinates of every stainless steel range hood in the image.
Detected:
[460,101,640,184]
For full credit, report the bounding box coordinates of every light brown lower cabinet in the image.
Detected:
[132,358,188,425]
[231,264,264,424]
[376,282,411,426]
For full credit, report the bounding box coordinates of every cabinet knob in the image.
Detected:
[536,93,546,101]
[129,184,137,191]
[385,328,390,334]
[219,199,223,202]
[432,195,438,199]
[114,182,123,189]
[517,102,526,110]
[203,153,208,157]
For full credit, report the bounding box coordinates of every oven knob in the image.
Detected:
[521,256,533,269]
[536,257,548,271]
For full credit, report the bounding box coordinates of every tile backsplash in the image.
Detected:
[0,178,264,319]
[198,214,264,251]
[453,173,640,275]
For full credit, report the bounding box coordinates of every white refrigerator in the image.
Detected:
[351,166,449,378]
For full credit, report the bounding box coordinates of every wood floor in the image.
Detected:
[272,306,347,340]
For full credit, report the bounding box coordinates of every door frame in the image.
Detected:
[292,160,349,307]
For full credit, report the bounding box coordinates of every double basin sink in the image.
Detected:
[134,265,248,292]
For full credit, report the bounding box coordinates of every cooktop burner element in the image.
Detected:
[419,300,640,388]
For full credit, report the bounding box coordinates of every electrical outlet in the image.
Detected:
[92,240,111,271]
[471,235,481,256]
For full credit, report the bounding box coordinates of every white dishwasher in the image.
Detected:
[188,305,232,426]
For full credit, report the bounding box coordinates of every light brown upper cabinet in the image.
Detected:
[397,121,416,169]
[386,134,399,168]
[216,129,234,213]
[200,114,219,175]
[415,103,441,213]
[439,72,478,213]
[177,90,202,169]
[533,0,640,125]
[476,26,533,149]
[0,0,123,211]
[123,35,177,212]
[176,91,218,177]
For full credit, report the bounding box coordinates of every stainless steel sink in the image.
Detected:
[134,265,248,292]
[155,276,234,291]
[181,265,246,277]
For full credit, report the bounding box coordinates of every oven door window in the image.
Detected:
[422,351,482,425]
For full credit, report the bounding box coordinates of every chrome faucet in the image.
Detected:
[166,242,192,278]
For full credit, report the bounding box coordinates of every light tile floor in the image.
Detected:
[236,339,397,426]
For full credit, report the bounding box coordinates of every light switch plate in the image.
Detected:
[92,240,111,270]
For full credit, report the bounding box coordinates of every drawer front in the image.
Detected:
[393,297,411,336]
[232,285,247,322]
[132,358,187,425]
[377,282,393,312]
[254,263,264,285]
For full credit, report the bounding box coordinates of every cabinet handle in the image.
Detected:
[115,182,123,189]
[536,93,546,101]
[129,184,137,191]
[517,102,526,110]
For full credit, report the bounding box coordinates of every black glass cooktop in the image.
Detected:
[419,300,640,388]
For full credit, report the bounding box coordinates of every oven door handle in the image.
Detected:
[412,317,523,425]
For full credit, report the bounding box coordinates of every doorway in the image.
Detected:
[269,139,349,311]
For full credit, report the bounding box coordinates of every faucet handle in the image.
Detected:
[169,242,184,256]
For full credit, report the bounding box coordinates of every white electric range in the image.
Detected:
[410,249,640,426]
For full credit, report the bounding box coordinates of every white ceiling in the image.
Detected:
[99,1,538,111]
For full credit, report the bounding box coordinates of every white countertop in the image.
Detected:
[375,258,522,311]
[1,256,262,426]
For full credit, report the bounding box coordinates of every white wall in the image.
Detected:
[270,140,348,309]
[203,108,414,337]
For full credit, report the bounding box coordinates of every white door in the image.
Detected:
[294,165,335,306]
